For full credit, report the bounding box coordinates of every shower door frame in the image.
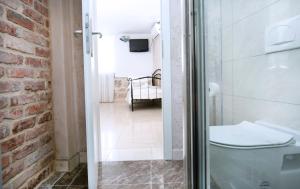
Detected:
[184,0,209,188]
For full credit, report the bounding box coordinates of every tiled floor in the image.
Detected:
[39,164,88,188]
[39,160,184,189]
[100,102,163,161]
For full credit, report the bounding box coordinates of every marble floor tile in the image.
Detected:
[39,172,65,187]
[40,160,184,189]
[98,161,151,185]
[151,183,184,189]
[100,102,163,161]
[70,166,88,186]
[54,166,83,186]
[98,184,151,189]
[151,160,184,184]
[39,164,87,189]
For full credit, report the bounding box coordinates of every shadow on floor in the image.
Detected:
[39,164,88,189]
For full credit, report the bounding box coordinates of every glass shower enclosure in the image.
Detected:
[187,0,300,188]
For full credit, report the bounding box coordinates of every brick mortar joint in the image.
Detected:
[2,138,54,168]
[3,150,55,188]
[3,2,49,22]
[0,46,51,61]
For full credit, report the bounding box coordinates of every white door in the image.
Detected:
[82,0,101,188]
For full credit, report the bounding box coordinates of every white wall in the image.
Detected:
[153,35,162,71]
[221,0,300,130]
[205,0,222,126]
[98,34,154,78]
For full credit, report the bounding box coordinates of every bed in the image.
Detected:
[127,69,162,111]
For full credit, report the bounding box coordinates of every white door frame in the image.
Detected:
[82,3,174,188]
[161,0,173,160]
[82,0,100,188]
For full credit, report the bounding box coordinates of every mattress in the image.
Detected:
[126,85,162,104]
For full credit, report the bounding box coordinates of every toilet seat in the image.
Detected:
[210,121,295,149]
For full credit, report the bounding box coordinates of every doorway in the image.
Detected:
[37,0,191,188]
[85,0,186,188]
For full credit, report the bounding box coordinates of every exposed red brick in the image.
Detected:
[25,123,47,141]
[24,81,45,91]
[0,0,22,10]
[7,161,38,188]
[6,68,34,78]
[0,125,10,139]
[46,81,51,89]
[0,81,22,93]
[16,28,49,47]
[6,9,34,31]
[0,0,53,187]
[0,67,4,77]
[12,117,35,134]
[2,161,24,183]
[42,59,50,66]
[2,155,10,169]
[0,111,4,122]
[1,134,25,153]
[20,0,33,6]
[39,133,51,146]
[45,19,49,28]
[6,35,35,54]
[0,20,17,36]
[35,47,50,58]
[37,70,50,79]
[7,9,34,31]
[25,57,42,67]
[38,0,48,6]
[0,50,23,64]
[23,7,44,25]
[27,165,51,189]
[0,5,3,17]
[5,107,23,119]
[35,24,49,37]
[19,184,28,189]
[37,91,51,102]
[25,103,47,115]
[40,153,53,168]
[34,1,48,17]
[0,96,8,109]
[38,111,51,124]
[0,35,3,47]
[12,141,39,161]
[11,94,36,106]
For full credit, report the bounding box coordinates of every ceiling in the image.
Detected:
[98,0,161,35]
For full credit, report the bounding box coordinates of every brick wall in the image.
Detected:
[114,77,128,102]
[0,0,54,188]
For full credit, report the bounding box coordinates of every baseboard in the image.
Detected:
[55,153,80,172]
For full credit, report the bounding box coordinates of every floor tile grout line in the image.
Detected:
[51,172,66,187]
[66,167,84,188]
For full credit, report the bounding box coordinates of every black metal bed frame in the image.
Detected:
[128,69,162,111]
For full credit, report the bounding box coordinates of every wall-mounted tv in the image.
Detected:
[129,39,149,52]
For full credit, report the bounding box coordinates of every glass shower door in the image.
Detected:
[189,0,300,188]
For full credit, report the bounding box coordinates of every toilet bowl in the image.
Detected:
[210,121,300,189]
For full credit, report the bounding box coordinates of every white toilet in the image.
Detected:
[210,121,300,189]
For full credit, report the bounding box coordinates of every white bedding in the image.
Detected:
[126,85,162,104]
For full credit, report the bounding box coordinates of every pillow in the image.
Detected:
[131,78,150,88]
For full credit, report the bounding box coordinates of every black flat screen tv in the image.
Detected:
[129,39,149,52]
